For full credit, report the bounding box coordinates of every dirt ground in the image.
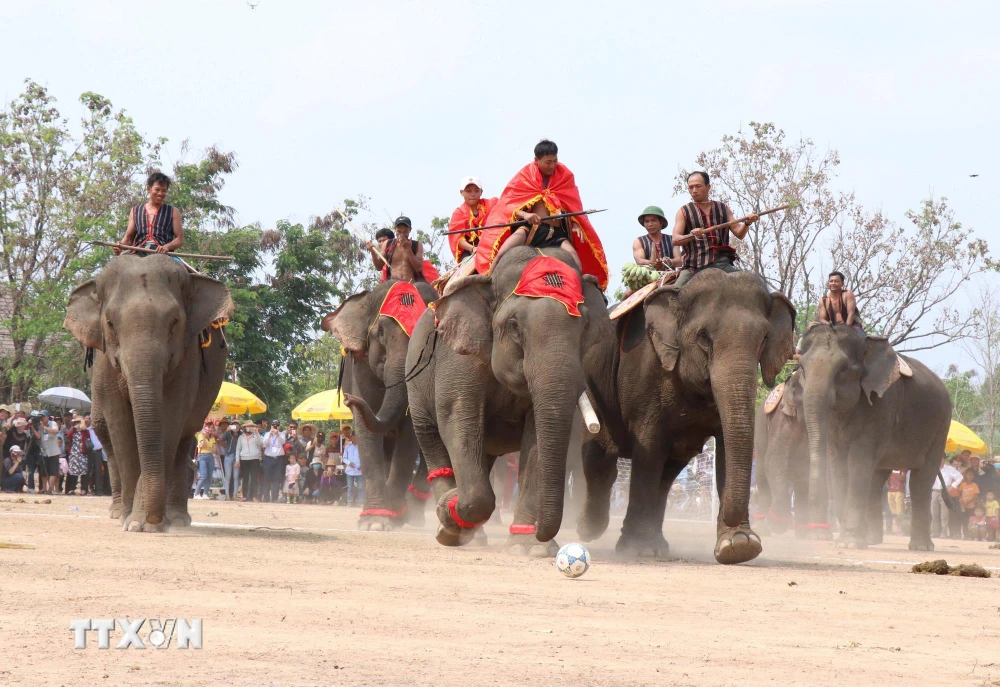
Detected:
[2,495,999,687]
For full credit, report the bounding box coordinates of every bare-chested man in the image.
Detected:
[817,270,863,332]
[367,216,426,282]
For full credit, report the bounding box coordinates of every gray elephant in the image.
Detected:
[578,269,796,564]
[322,278,437,530]
[796,323,950,550]
[362,246,606,556]
[753,369,809,535]
[64,255,234,531]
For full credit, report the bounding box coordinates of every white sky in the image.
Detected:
[5,0,999,371]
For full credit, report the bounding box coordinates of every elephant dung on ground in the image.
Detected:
[796,323,951,550]
[322,278,437,531]
[578,269,796,564]
[64,255,234,532]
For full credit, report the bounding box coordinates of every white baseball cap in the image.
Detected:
[459,176,482,192]
[10,445,22,453]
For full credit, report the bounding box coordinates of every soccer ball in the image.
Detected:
[555,543,590,579]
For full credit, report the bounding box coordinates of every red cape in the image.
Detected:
[448,198,498,262]
[475,162,608,289]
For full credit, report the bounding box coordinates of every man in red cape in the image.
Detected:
[476,140,609,290]
[448,176,497,263]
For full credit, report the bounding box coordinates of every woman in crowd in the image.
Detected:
[64,417,92,495]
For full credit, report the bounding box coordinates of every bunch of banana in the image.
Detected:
[620,262,661,291]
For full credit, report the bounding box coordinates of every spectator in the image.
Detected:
[305,459,323,502]
[296,453,309,499]
[886,469,907,535]
[83,414,106,496]
[969,504,989,541]
[235,420,264,502]
[305,429,324,464]
[21,414,44,494]
[261,422,285,503]
[976,462,999,501]
[285,453,300,504]
[64,417,91,495]
[2,445,26,492]
[34,412,61,495]
[218,421,239,500]
[320,464,336,503]
[0,404,11,430]
[931,456,963,539]
[194,423,219,499]
[342,429,363,506]
[984,490,1000,541]
[4,418,28,459]
[958,468,980,539]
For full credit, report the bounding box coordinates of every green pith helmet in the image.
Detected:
[637,205,668,228]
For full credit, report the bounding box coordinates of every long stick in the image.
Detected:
[89,241,234,261]
[334,206,388,265]
[674,203,792,247]
[443,208,607,235]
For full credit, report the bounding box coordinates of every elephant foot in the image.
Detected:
[435,488,488,535]
[109,501,124,520]
[576,508,610,542]
[616,531,671,559]
[122,512,166,533]
[358,514,396,532]
[835,534,867,550]
[908,537,935,552]
[405,502,426,528]
[165,506,192,528]
[866,531,884,546]
[435,524,480,547]
[804,523,834,540]
[505,532,559,558]
[714,525,762,565]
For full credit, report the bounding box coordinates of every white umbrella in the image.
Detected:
[38,386,92,411]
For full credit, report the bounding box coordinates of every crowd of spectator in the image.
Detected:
[0,405,108,496]
[189,418,364,505]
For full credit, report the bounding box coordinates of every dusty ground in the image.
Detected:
[2,495,999,687]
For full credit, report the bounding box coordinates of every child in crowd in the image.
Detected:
[296,454,309,501]
[285,453,300,504]
[969,504,989,541]
[985,491,1000,541]
[958,469,981,539]
[305,460,323,502]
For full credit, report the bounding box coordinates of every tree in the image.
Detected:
[943,365,983,428]
[961,285,1000,453]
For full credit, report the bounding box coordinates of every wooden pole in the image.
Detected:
[674,203,792,247]
[89,241,234,261]
[333,206,388,266]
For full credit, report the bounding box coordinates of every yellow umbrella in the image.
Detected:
[291,389,353,421]
[211,381,267,416]
[946,420,988,455]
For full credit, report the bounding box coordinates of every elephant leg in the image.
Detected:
[90,407,122,520]
[792,476,810,538]
[714,434,762,565]
[403,450,431,528]
[754,465,771,532]
[113,409,141,526]
[865,470,890,545]
[385,417,418,517]
[577,439,617,541]
[435,401,494,546]
[617,450,675,559]
[411,414,468,545]
[165,435,195,528]
[835,448,874,549]
[907,461,937,551]
[354,420,399,532]
[123,471,166,533]
[505,420,558,558]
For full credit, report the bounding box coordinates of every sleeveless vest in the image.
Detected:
[679,201,731,270]
[638,233,673,262]
[132,204,175,247]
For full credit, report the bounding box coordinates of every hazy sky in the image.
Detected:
[5,0,999,370]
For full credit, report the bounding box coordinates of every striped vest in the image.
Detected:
[638,233,673,262]
[132,203,175,247]
[680,201,732,270]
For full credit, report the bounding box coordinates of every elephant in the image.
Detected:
[753,368,810,535]
[63,255,234,532]
[353,245,607,556]
[795,323,951,550]
[577,269,796,564]
[322,278,437,531]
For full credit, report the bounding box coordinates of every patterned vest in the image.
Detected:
[132,203,175,247]
[638,233,673,262]
[679,201,732,270]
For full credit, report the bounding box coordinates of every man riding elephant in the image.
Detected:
[633,205,682,270]
[448,176,497,263]
[672,171,758,288]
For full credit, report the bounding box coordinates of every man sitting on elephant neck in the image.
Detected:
[114,171,185,256]
[816,271,863,333]
[367,217,425,282]
[672,171,758,288]
[633,205,682,270]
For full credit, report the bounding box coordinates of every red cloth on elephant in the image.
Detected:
[512,256,584,317]
[448,198,498,262]
[376,282,427,337]
[380,260,439,284]
[475,162,609,290]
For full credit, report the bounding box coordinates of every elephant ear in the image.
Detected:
[434,274,493,361]
[322,291,370,353]
[186,274,235,339]
[861,336,901,405]
[643,285,682,372]
[780,369,803,418]
[761,292,797,387]
[64,280,104,351]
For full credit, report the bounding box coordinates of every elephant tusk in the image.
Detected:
[578,391,600,434]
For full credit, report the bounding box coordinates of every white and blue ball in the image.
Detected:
[555,542,591,579]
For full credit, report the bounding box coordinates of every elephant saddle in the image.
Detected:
[376,282,428,337]
[511,256,584,316]
[763,382,784,414]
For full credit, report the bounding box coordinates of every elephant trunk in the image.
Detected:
[803,382,834,525]
[124,359,166,525]
[710,354,759,528]
[766,457,794,532]
[529,358,584,542]
[360,349,409,435]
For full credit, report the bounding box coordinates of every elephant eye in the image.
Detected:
[697,330,711,349]
[169,318,179,336]
[106,320,114,331]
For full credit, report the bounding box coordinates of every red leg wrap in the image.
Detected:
[509,523,536,535]
[806,522,831,529]
[359,508,399,518]
[769,508,795,524]
[447,495,482,529]
[427,467,455,483]
[408,484,432,500]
